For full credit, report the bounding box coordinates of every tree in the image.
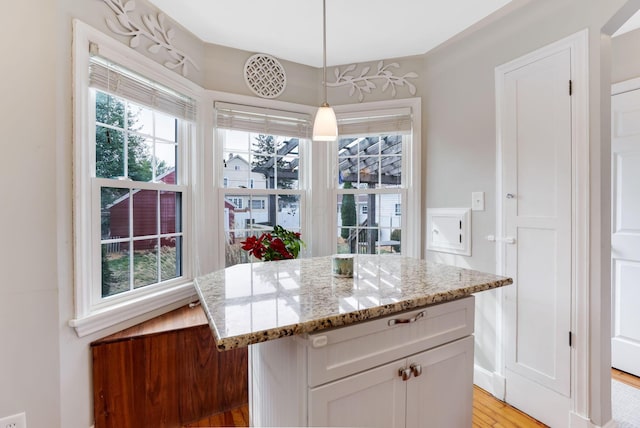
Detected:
[341,181,356,239]
[251,134,297,203]
[96,92,167,206]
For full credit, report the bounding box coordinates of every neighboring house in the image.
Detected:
[106,169,177,251]
[223,154,267,190]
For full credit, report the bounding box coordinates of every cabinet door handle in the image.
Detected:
[387,311,425,327]
[410,363,422,377]
[398,367,412,381]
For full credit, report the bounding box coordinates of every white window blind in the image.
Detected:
[89,55,197,122]
[215,102,311,139]
[337,108,412,137]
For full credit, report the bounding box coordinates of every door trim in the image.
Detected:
[494,28,589,422]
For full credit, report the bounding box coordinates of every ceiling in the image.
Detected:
[147,0,517,67]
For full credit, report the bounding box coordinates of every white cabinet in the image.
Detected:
[249,296,475,428]
[309,336,473,428]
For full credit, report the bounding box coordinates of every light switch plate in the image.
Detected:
[472,192,485,211]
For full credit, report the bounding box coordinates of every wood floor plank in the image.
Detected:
[186,370,640,427]
[612,368,640,389]
[185,386,548,427]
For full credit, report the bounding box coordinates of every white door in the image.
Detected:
[500,47,572,427]
[611,88,640,378]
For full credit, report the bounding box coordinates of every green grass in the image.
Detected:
[103,246,178,297]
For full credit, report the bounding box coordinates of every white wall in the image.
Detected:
[612,27,640,83]
[0,1,62,426]
[420,0,634,424]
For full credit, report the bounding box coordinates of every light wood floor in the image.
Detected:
[185,369,640,428]
[185,386,546,427]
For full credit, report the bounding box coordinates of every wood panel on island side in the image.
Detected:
[91,304,248,428]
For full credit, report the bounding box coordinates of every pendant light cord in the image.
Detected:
[322,0,328,106]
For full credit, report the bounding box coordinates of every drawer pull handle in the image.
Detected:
[388,311,425,327]
[410,363,422,377]
[398,367,412,381]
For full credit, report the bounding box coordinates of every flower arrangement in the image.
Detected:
[241,225,304,261]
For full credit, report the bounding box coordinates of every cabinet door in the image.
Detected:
[405,336,474,428]
[308,359,406,428]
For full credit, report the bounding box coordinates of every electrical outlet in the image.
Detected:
[0,412,26,428]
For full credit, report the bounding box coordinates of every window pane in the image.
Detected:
[277,194,300,230]
[102,187,129,239]
[155,111,177,142]
[156,142,177,179]
[277,153,299,190]
[160,191,181,234]
[380,156,402,188]
[128,135,154,182]
[160,236,181,281]
[101,243,130,298]
[132,104,153,136]
[336,135,403,188]
[223,154,251,188]
[132,189,158,237]
[96,92,125,128]
[96,126,125,179]
[133,239,158,288]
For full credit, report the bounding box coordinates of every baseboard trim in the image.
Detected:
[473,365,505,400]
[570,412,593,428]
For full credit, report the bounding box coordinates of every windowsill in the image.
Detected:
[91,300,208,346]
[69,282,197,337]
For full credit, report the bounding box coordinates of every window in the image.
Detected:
[334,105,418,256]
[251,199,266,210]
[223,177,228,187]
[71,22,198,336]
[214,102,310,267]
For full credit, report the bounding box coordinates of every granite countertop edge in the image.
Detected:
[197,276,512,351]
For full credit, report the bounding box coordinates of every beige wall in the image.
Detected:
[612,27,640,83]
[1,0,636,426]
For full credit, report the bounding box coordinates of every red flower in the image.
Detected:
[240,226,304,262]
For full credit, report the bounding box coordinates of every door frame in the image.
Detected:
[610,77,640,377]
[494,29,590,423]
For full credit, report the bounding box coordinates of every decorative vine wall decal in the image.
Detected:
[327,61,418,102]
[102,0,200,77]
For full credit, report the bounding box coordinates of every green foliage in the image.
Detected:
[96,92,168,206]
[341,181,356,239]
[101,245,114,297]
[391,229,401,253]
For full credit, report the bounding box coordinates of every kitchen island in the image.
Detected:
[195,255,512,427]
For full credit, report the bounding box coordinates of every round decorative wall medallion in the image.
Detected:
[244,54,287,99]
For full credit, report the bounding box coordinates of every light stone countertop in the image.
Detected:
[194,255,512,350]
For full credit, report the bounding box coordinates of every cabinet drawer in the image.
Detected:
[306,296,474,387]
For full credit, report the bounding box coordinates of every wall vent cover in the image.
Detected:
[244,54,287,99]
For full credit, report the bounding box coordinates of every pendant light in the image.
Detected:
[312,0,338,141]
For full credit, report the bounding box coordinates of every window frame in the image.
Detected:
[329,99,421,258]
[70,21,202,337]
[208,94,314,269]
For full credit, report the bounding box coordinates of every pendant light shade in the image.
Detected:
[313,102,338,141]
[312,0,338,142]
